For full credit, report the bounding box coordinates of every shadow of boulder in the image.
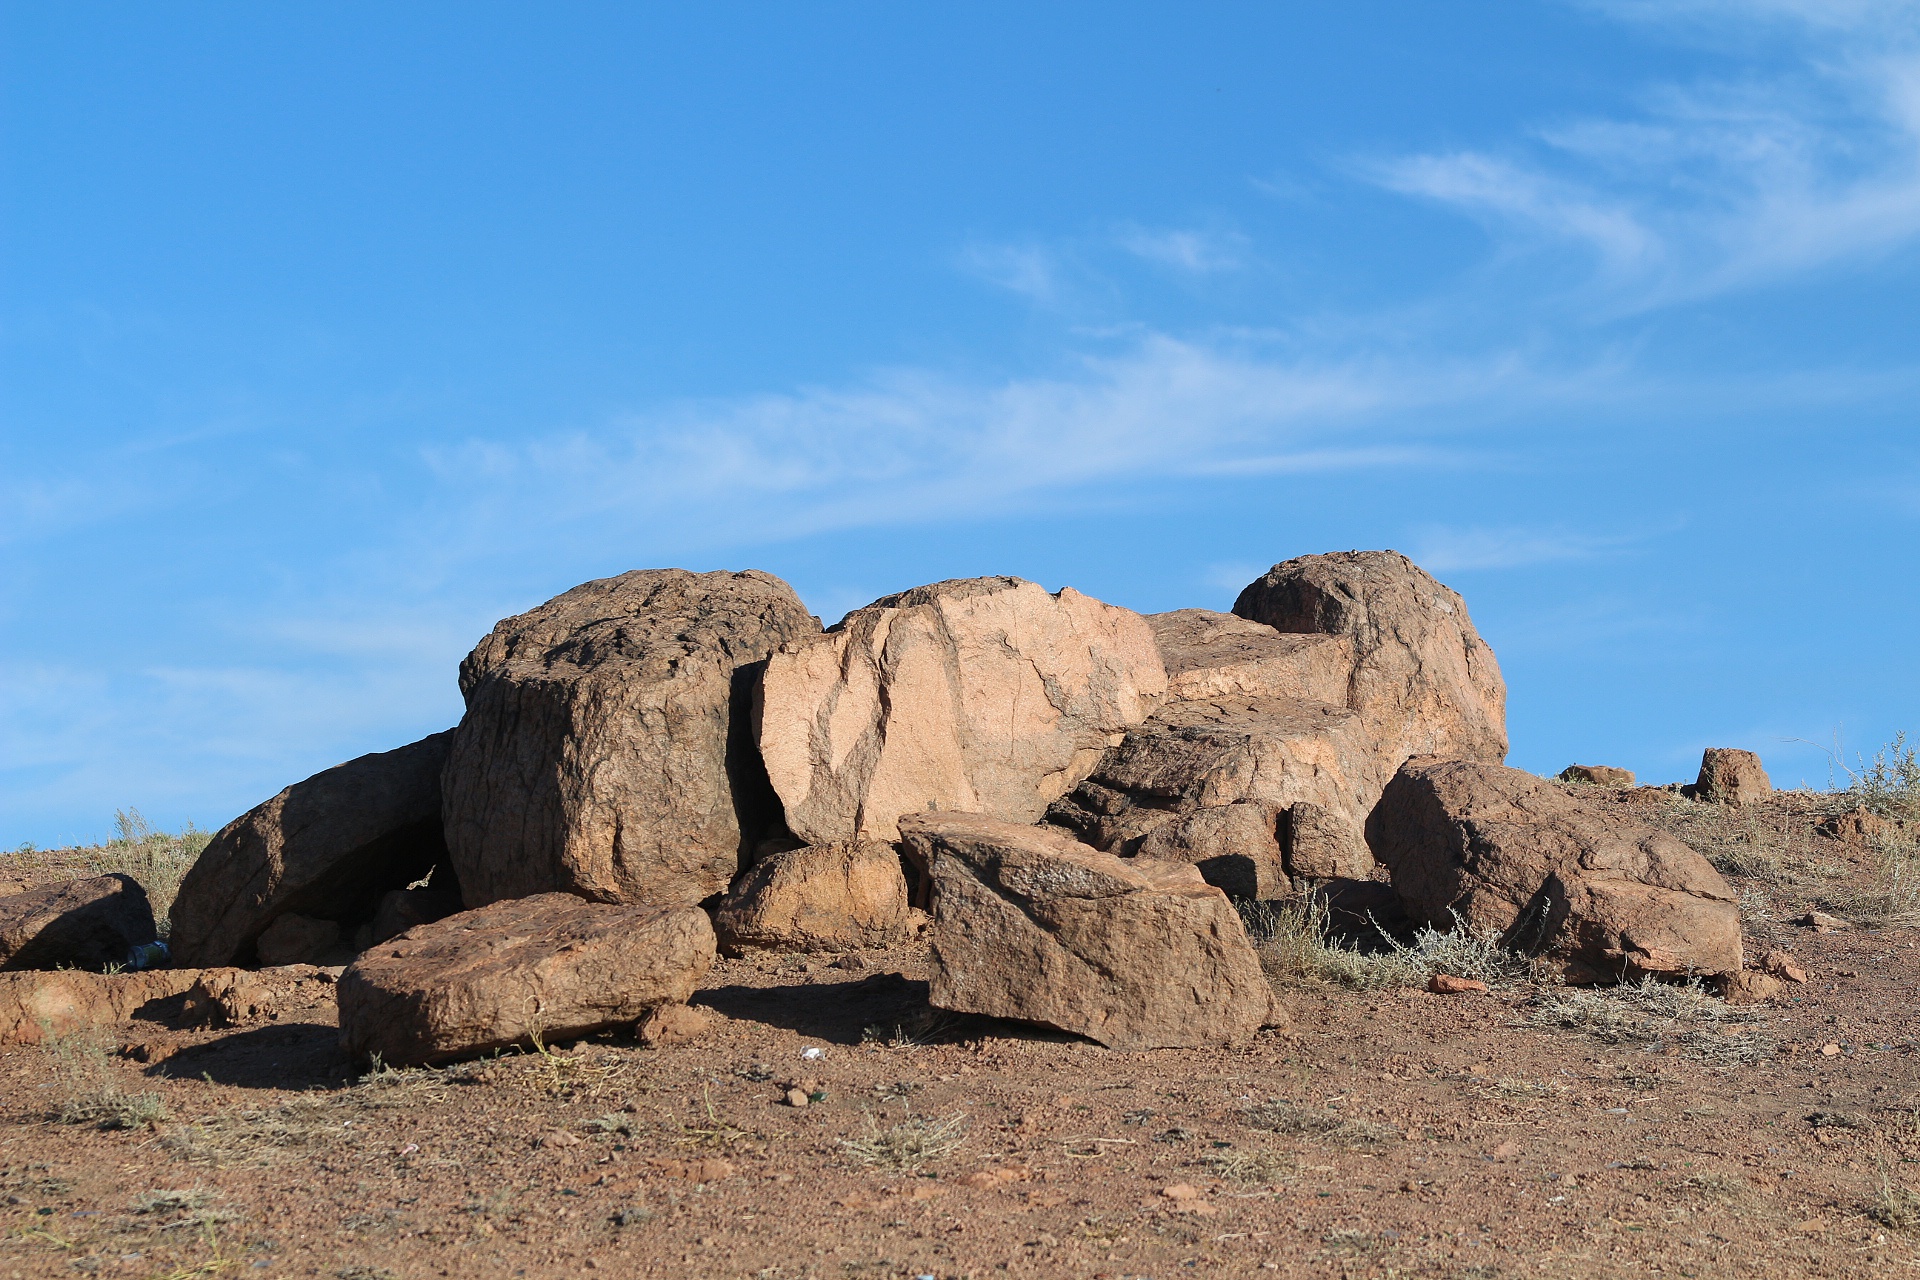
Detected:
[145,1022,353,1090]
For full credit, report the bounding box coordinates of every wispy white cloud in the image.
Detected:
[957,242,1063,301]
[1410,524,1645,572]
[1115,225,1249,273]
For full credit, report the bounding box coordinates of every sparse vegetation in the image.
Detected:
[1529,977,1771,1066]
[1239,896,1527,991]
[43,1030,170,1130]
[1838,733,1920,819]
[1242,1100,1401,1146]
[4,808,209,937]
[839,1110,969,1169]
[1872,1153,1920,1232]
[1198,1146,1292,1183]
[1822,830,1920,927]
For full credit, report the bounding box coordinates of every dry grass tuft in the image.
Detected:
[1872,1154,1920,1232]
[1529,978,1771,1066]
[7,808,209,938]
[43,1031,170,1130]
[1243,1100,1400,1146]
[1239,897,1527,992]
[1198,1147,1293,1183]
[840,1111,969,1170]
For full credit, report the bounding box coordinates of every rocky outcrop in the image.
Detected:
[756,578,1165,844]
[169,731,454,968]
[1367,759,1741,983]
[441,569,820,908]
[1147,610,1351,705]
[337,894,716,1066]
[712,842,915,953]
[1561,765,1635,787]
[0,967,204,1045]
[1047,697,1388,892]
[900,813,1276,1049]
[0,875,156,972]
[1233,551,1507,767]
[1694,749,1770,806]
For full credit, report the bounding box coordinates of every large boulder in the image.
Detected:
[442,569,820,908]
[0,875,157,972]
[337,894,715,1066]
[0,968,204,1045]
[712,842,915,953]
[1693,749,1771,806]
[1047,696,1386,891]
[1148,610,1352,705]
[756,578,1166,844]
[1233,551,1507,766]
[900,813,1276,1050]
[1367,759,1741,982]
[169,731,454,968]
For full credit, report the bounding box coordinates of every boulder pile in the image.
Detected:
[10,548,1779,1063]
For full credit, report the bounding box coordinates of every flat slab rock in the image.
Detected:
[0,874,156,972]
[900,812,1279,1050]
[337,894,717,1066]
[713,842,916,954]
[0,964,337,1045]
[442,568,820,909]
[756,577,1166,844]
[1368,758,1742,982]
[1147,609,1352,705]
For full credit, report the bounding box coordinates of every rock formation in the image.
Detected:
[900,812,1276,1049]
[336,893,715,1066]
[1367,759,1741,982]
[712,842,916,953]
[0,875,156,971]
[1693,748,1771,807]
[756,578,1165,844]
[441,569,819,908]
[169,731,453,968]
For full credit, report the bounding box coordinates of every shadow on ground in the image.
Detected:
[146,1022,354,1090]
[694,971,1079,1048]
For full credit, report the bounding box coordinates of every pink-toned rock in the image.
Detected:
[1232,551,1508,767]
[1129,802,1287,901]
[1724,970,1785,1004]
[713,841,912,953]
[337,894,715,1066]
[1427,974,1488,995]
[1761,950,1808,983]
[901,813,1278,1050]
[169,731,453,968]
[1147,610,1351,705]
[756,578,1166,844]
[442,569,820,909]
[0,875,156,972]
[1281,801,1373,882]
[0,968,203,1045]
[1693,749,1771,807]
[636,1002,713,1046]
[1368,759,1741,982]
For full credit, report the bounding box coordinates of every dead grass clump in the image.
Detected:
[1872,1154,1920,1232]
[1530,978,1771,1065]
[840,1111,968,1170]
[160,1098,342,1166]
[1243,1101,1400,1146]
[1198,1147,1292,1183]
[43,1031,170,1130]
[1635,796,1840,896]
[11,809,209,938]
[1820,831,1920,928]
[1675,1171,1747,1200]
[861,1007,969,1047]
[1838,733,1920,820]
[1239,898,1526,992]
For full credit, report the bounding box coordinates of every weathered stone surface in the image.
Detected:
[0,875,156,972]
[1367,759,1741,982]
[1560,764,1636,788]
[1723,970,1785,1004]
[181,965,339,1028]
[253,914,341,967]
[1047,696,1388,884]
[757,578,1166,844]
[170,731,453,968]
[337,894,715,1066]
[1130,803,1286,901]
[900,813,1277,1049]
[1281,801,1372,882]
[1694,748,1771,807]
[636,1002,713,1046]
[1233,551,1507,766]
[443,569,820,909]
[1148,609,1351,705]
[371,888,463,945]
[712,842,913,953]
[0,968,202,1045]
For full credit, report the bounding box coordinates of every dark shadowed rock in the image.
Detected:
[756,578,1165,844]
[0,875,157,972]
[1368,759,1740,983]
[1130,802,1287,900]
[337,894,715,1066]
[169,731,454,968]
[1233,550,1507,767]
[1693,749,1771,806]
[900,813,1277,1049]
[371,888,463,945]
[712,842,915,953]
[253,914,341,966]
[442,569,820,909]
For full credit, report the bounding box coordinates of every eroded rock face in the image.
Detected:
[169,731,453,968]
[712,842,914,953]
[0,968,204,1045]
[1047,696,1389,891]
[1147,610,1351,705]
[1694,749,1771,807]
[0,875,156,972]
[900,813,1276,1050]
[1561,765,1636,787]
[442,569,820,908]
[1232,551,1507,767]
[756,578,1166,844]
[337,894,715,1066]
[1367,759,1741,982]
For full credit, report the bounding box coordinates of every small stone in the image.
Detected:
[1724,970,1784,1004]
[1428,974,1488,995]
[1795,911,1851,931]
[1160,1183,1201,1201]
[538,1130,580,1148]
[635,1003,713,1047]
[1820,1043,1842,1057]
[785,1088,810,1108]
[1760,951,1807,983]
[1489,1140,1520,1160]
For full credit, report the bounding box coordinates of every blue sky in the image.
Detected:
[5,1,1919,846]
